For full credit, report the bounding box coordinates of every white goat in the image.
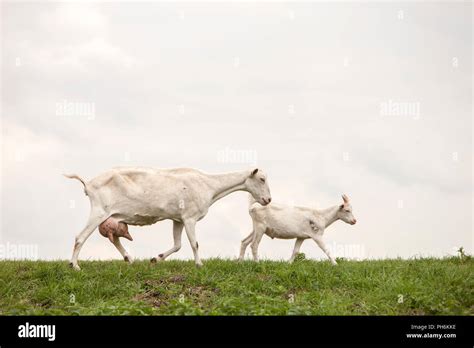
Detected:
[65,167,271,270]
[239,194,356,265]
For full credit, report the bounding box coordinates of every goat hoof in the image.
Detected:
[69,262,81,271]
[195,262,203,268]
[124,256,133,263]
[151,254,165,264]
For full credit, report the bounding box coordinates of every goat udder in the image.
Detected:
[99,218,133,241]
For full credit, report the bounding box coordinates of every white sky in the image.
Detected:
[1,1,472,261]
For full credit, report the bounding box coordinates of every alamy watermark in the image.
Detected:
[0,242,39,260]
[327,242,365,259]
[18,322,55,341]
[380,99,420,120]
[56,99,95,120]
[217,147,258,166]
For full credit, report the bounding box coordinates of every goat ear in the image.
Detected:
[339,204,345,210]
[251,168,259,176]
[342,194,349,203]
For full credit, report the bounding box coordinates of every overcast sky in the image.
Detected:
[1,1,472,262]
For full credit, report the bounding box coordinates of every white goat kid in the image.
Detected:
[65,167,271,270]
[239,194,356,265]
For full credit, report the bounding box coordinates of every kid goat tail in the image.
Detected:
[63,173,88,196]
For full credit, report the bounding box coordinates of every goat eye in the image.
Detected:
[260,178,265,183]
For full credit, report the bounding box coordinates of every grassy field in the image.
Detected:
[0,256,472,315]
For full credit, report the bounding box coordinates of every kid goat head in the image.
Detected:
[337,194,357,225]
[245,168,272,205]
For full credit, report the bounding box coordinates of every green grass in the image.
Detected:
[0,257,472,315]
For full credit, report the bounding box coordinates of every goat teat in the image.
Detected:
[99,218,133,243]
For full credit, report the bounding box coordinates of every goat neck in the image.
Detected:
[315,205,341,228]
[205,170,249,205]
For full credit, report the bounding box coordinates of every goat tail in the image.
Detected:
[63,173,88,195]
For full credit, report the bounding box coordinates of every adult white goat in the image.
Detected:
[239,194,356,265]
[65,167,271,270]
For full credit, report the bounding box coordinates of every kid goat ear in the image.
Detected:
[342,194,349,203]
